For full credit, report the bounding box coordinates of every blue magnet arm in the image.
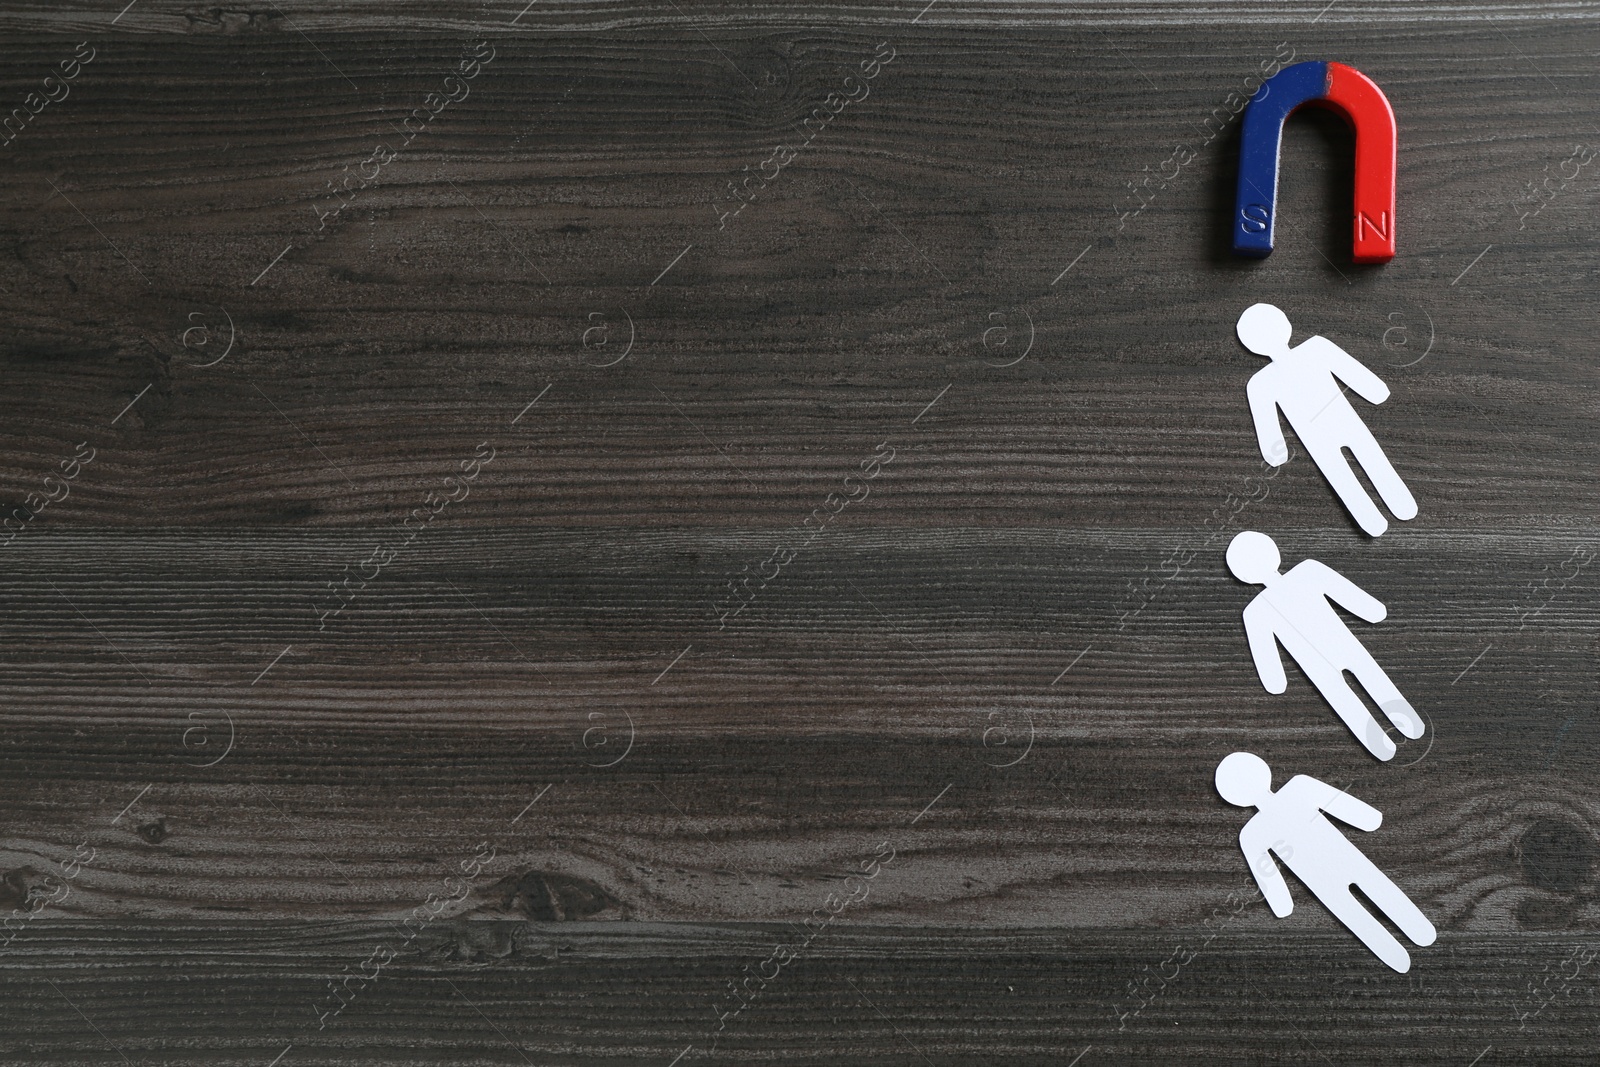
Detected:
[1233,61,1332,257]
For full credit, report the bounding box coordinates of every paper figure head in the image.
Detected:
[1237,303,1292,358]
[1227,530,1281,585]
[1215,751,1273,807]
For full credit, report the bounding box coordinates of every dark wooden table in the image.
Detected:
[0,1,1596,1063]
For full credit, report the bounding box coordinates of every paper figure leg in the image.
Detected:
[1304,663,1395,760]
[1318,882,1413,972]
[1352,864,1437,949]
[1345,422,1417,521]
[1306,441,1388,536]
[1347,649,1424,739]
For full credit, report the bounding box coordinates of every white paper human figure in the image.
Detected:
[1215,751,1436,973]
[1227,530,1421,761]
[1237,303,1416,537]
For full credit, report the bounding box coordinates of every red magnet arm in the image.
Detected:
[1323,62,1397,263]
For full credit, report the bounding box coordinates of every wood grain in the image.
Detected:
[2,925,1593,1064]
[0,5,1597,1062]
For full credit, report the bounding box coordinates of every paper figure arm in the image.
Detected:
[1246,375,1289,466]
[1295,774,1383,832]
[1239,823,1294,917]
[1242,600,1287,694]
[1303,560,1386,623]
[1311,336,1390,405]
